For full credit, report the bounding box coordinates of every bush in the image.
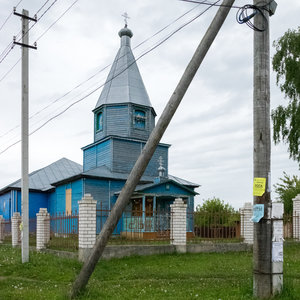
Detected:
[195,197,240,227]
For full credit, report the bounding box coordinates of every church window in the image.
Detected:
[96,111,103,131]
[134,110,146,129]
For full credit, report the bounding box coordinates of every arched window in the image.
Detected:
[134,110,146,129]
[96,111,103,131]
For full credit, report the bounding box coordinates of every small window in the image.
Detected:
[134,110,146,129]
[96,111,103,131]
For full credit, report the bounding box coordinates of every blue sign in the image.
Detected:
[251,204,264,223]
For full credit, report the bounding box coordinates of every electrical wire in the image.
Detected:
[0,0,77,85]
[0,0,23,33]
[182,0,271,31]
[35,0,79,42]
[180,0,241,9]
[0,0,60,66]
[0,1,203,136]
[236,3,269,32]
[0,0,219,156]
[0,57,21,85]
[0,42,15,64]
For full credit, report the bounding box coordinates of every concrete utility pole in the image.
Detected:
[252,0,281,297]
[13,9,37,263]
[71,0,235,297]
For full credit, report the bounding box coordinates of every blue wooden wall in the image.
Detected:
[83,139,112,172]
[0,192,11,219]
[112,138,169,176]
[0,190,48,219]
[140,183,193,197]
[83,137,169,177]
[84,178,125,234]
[84,178,124,209]
[94,104,156,143]
[54,179,83,214]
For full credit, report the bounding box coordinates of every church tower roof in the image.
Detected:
[95,25,153,110]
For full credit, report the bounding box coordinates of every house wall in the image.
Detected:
[14,190,48,218]
[142,184,193,197]
[84,178,125,234]
[0,192,11,219]
[84,178,124,209]
[112,139,168,176]
[83,137,169,177]
[129,104,155,140]
[54,179,83,214]
[83,139,112,172]
[94,104,155,143]
[48,191,57,216]
[28,192,48,218]
[0,190,49,219]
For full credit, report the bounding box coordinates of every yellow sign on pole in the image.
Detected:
[253,177,266,196]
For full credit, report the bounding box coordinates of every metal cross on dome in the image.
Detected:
[122,12,130,26]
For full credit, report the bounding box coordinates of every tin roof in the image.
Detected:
[0,158,82,193]
[95,26,153,110]
[134,179,198,196]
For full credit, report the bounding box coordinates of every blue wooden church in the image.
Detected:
[0,25,199,237]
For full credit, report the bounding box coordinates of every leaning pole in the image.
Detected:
[70,0,235,297]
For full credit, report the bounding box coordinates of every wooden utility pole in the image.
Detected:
[252,0,272,297]
[13,8,37,263]
[70,0,235,297]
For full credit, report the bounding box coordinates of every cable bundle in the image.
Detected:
[236,3,268,32]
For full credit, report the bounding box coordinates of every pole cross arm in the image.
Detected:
[13,40,37,50]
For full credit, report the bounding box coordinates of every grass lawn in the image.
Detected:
[0,243,299,300]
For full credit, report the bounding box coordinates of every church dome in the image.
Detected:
[118,25,133,38]
[94,26,153,109]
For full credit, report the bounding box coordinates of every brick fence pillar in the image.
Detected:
[0,215,4,242]
[78,194,97,262]
[170,198,187,253]
[293,194,300,240]
[12,212,21,247]
[36,208,50,250]
[240,202,253,244]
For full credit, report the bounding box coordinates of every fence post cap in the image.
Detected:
[292,194,300,202]
[243,202,252,209]
[79,194,97,204]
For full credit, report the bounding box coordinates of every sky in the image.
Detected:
[0,0,299,210]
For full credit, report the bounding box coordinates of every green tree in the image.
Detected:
[195,197,239,227]
[272,27,300,162]
[274,172,300,214]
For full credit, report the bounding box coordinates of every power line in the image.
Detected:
[0,57,21,85]
[0,42,15,64]
[0,0,76,84]
[15,0,60,43]
[0,1,201,137]
[36,0,52,15]
[0,0,60,66]
[35,0,79,42]
[180,0,241,9]
[0,1,218,156]
[0,0,23,33]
